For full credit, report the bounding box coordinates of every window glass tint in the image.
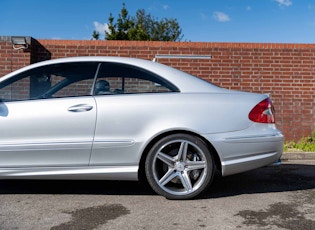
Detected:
[0,77,32,101]
[0,62,98,101]
[95,62,178,95]
[50,77,94,98]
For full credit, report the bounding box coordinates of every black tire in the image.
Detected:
[145,134,215,200]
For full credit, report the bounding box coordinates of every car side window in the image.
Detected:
[0,62,98,101]
[94,62,178,95]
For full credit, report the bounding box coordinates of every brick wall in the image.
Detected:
[1,37,315,141]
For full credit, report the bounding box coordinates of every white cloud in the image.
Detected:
[213,12,230,22]
[162,4,169,10]
[93,21,109,34]
[275,0,292,7]
[148,3,169,11]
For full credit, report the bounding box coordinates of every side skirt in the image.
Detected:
[0,166,139,181]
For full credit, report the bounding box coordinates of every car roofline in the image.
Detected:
[0,56,226,93]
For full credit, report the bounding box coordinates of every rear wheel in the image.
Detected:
[145,134,215,199]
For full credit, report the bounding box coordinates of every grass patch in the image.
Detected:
[284,131,315,152]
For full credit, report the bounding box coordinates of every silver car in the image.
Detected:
[0,56,283,199]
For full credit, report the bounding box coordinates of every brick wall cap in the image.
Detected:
[36,39,315,49]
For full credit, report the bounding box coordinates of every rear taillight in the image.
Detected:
[249,98,275,123]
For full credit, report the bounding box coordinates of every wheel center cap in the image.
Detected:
[174,162,185,172]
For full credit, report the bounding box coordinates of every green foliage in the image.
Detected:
[92,30,100,40]
[103,3,183,41]
[284,130,315,152]
[106,3,131,40]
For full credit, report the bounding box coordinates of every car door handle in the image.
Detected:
[68,104,94,112]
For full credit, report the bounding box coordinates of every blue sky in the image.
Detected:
[0,0,314,43]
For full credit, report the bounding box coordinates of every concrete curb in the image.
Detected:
[281,152,315,161]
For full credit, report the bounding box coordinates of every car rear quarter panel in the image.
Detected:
[90,92,267,166]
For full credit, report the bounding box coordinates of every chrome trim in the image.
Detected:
[92,140,135,148]
[222,152,277,165]
[0,141,92,151]
[224,134,283,143]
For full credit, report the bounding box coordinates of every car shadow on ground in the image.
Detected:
[0,163,314,198]
[203,163,315,199]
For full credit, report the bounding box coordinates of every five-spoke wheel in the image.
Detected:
[145,134,214,199]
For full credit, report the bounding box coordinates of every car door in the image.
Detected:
[90,62,178,166]
[0,62,98,167]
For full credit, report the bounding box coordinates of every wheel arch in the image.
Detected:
[138,130,222,182]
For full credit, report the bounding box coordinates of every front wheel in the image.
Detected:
[145,134,215,200]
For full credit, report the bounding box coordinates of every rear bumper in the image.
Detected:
[203,124,284,176]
